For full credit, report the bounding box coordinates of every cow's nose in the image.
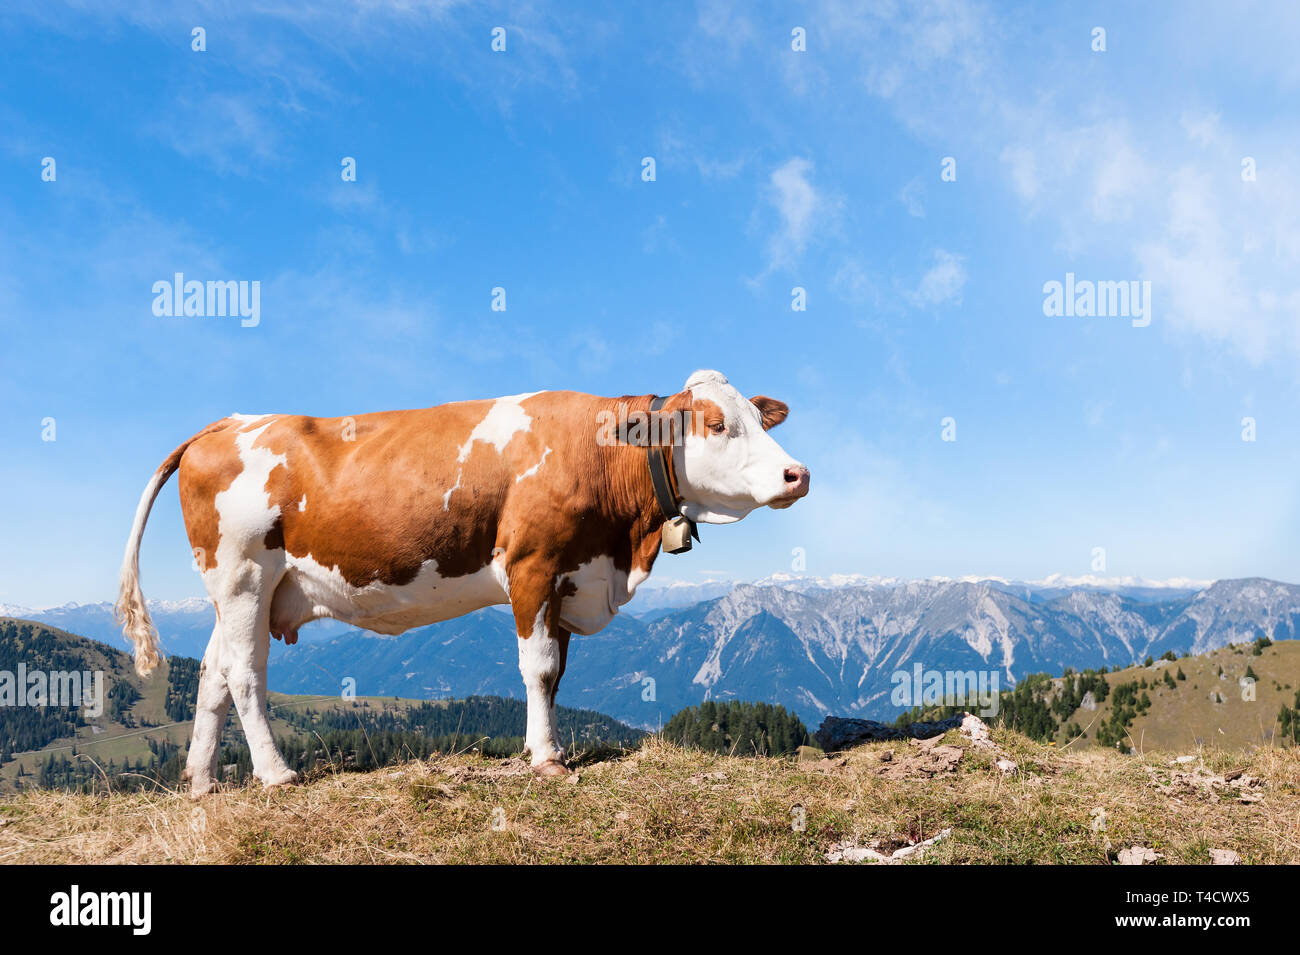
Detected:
[783,465,810,497]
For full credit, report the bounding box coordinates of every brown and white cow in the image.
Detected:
[116,369,809,792]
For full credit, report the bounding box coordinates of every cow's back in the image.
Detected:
[178,398,543,589]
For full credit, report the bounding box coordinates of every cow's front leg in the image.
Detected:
[512,590,571,776]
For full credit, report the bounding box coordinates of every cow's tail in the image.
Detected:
[116,420,229,677]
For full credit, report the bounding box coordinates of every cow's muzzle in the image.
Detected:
[770,466,810,508]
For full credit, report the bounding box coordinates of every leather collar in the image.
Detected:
[647,396,700,545]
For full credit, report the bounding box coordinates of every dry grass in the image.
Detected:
[3,730,1299,864]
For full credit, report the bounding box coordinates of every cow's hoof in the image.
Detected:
[186,775,219,799]
[260,769,300,789]
[533,759,571,778]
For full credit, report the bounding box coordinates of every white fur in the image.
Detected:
[517,603,563,765]
[457,392,538,462]
[676,369,804,524]
[441,468,463,510]
[273,552,509,637]
[115,466,170,676]
[559,555,636,635]
[515,446,551,483]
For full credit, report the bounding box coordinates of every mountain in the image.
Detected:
[13,576,1300,732]
[624,579,738,619]
[262,576,1300,729]
[626,571,1207,616]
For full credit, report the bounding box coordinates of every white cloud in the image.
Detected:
[760,157,825,274]
[898,176,926,217]
[146,93,279,175]
[907,249,967,307]
[832,258,877,305]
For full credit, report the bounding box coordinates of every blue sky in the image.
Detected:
[3,0,1300,607]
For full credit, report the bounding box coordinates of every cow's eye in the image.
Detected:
[708,421,726,435]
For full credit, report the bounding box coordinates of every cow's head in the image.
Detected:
[670,369,810,524]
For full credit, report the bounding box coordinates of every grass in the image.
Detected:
[3,727,1298,864]
[1057,640,1300,751]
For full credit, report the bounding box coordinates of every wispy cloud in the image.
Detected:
[755,157,830,278]
[906,249,966,307]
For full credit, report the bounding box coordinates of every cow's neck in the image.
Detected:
[596,392,693,579]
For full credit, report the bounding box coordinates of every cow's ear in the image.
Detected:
[750,396,789,430]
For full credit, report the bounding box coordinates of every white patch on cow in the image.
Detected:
[457,392,538,462]
[626,566,650,598]
[489,551,510,598]
[297,494,307,512]
[210,421,286,570]
[230,412,271,427]
[517,602,563,765]
[270,551,510,639]
[515,446,551,483]
[441,468,463,511]
[559,555,634,635]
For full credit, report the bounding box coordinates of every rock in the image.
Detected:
[814,712,971,751]
[959,715,997,749]
[827,828,953,864]
[876,742,963,779]
[1209,848,1241,865]
[878,750,893,763]
[688,771,728,785]
[812,756,849,774]
[1149,764,1265,803]
[565,772,581,785]
[826,845,879,863]
[1117,845,1162,865]
[1173,755,1197,765]
[996,758,1018,775]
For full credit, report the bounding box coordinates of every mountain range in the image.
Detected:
[10,576,1297,729]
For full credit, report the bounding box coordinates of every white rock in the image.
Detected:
[1117,845,1162,865]
[959,715,997,749]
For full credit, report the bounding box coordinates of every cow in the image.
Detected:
[115,369,810,793]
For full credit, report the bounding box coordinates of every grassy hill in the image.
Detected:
[2,728,1298,864]
[1052,638,1300,752]
[5,617,1300,863]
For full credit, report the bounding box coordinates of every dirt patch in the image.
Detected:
[874,738,964,779]
[1145,763,1266,804]
[438,757,531,782]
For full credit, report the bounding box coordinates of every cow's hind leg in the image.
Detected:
[513,592,571,776]
[183,623,232,797]
[216,567,298,788]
